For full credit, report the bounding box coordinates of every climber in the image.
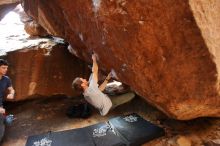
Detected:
[72,54,135,116]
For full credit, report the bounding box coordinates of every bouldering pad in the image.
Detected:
[26,113,165,146]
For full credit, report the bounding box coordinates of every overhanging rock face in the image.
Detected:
[21,0,220,120]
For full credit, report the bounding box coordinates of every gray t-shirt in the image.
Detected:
[83,74,112,116]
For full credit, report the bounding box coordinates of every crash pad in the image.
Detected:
[109,113,165,146]
[26,113,165,146]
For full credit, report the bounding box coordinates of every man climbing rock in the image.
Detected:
[72,54,135,116]
[0,59,15,114]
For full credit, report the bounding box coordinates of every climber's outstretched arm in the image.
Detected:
[92,54,98,83]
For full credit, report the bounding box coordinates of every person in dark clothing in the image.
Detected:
[0,59,15,114]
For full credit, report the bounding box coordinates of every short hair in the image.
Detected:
[72,77,84,93]
[0,59,9,66]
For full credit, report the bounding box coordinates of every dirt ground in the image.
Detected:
[1,95,219,146]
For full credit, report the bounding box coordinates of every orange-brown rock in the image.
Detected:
[6,41,90,101]
[21,0,220,120]
[24,20,48,36]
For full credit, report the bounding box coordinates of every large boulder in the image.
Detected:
[21,0,220,120]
